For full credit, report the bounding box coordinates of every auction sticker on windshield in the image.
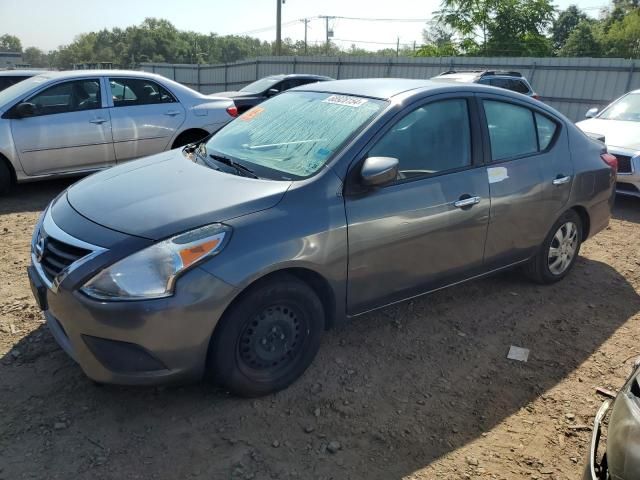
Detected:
[240,106,265,121]
[323,95,368,107]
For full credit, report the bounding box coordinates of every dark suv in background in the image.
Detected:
[215,73,333,114]
[0,70,43,92]
[432,70,540,100]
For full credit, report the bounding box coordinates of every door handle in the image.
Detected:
[553,175,571,185]
[89,117,108,124]
[454,196,481,208]
[164,110,182,117]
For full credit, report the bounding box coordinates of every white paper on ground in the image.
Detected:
[507,345,530,362]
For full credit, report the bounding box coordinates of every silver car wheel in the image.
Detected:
[548,221,578,275]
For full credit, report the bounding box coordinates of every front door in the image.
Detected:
[345,96,490,315]
[107,77,186,162]
[11,78,115,176]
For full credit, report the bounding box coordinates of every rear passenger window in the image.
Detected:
[484,101,537,160]
[109,78,176,107]
[535,113,557,150]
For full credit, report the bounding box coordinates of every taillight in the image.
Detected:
[226,105,238,118]
[601,153,618,173]
[532,94,541,100]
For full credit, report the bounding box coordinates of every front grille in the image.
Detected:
[40,236,91,282]
[617,182,639,193]
[616,155,633,173]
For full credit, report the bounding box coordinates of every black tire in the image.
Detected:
[207,274,325,397]
[172,130,208,149]
[0,160,12,196]
[523,209,582,284]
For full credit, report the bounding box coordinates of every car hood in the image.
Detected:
[66,150,291,240]
[576,118,640,151]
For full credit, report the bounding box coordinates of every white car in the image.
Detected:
[577,90,640,198]
[0,70,237,193]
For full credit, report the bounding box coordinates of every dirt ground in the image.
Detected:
[0,179,639,480]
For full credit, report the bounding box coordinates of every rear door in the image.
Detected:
[479,95,572,269]
[345,94,490,314]
[107,77,186,162]
[10,78,115,176]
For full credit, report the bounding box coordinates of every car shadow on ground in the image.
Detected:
[1,253,639,479]
[612,195,640,224]
[0,178,76,216]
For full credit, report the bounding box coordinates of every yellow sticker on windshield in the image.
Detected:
[240,106,265,121]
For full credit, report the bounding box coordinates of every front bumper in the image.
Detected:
[31,264,238,385]
[583,400,612,480]
[611,151,640,197]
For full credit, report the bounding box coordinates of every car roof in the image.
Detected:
[0,69,45,77]
[294,78,455,100]
[264,73,334,81]
[31,69,167,80]
[435,70,527,82]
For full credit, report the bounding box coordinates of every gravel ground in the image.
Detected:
[1,179,639,480]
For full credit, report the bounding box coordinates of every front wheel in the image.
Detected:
[524,210,583,284]
[207,274,325,397]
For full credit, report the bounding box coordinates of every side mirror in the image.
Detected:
[360,156,399,187]
[15,102,36,118]
[585,107,599,119]
[266,88,279,97]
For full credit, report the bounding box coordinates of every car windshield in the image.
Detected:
[0,75,51,109]
[204,91,386,179]
[239,77,282,94]
[599,93,640,121]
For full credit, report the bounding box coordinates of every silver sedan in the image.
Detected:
[577,89,640,198]
[0,70,237,193]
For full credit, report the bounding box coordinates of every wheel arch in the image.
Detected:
[0,151,17,185]
[570,205,591,241]
[171,128,211,149]
[217,267,339,333]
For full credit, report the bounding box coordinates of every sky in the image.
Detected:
[0,0,611,53]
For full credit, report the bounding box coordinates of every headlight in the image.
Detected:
[81,224,231,300]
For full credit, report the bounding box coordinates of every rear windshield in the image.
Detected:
[205,91,386,179]
[239,77,281,94]
[599,93,640,122]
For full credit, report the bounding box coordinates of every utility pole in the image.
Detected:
[396,37,400,57]
[301,18,310,55]
[319,15,334,56]
[275,0,282,56]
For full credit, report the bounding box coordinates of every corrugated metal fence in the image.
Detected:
[140,56,640,122]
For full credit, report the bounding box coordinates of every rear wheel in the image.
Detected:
[207,274,325,397]
[524,209,582,284]
[0,160,12,195]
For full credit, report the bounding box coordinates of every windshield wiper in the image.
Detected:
[209,154,259,179]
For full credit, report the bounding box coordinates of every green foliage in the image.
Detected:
[22,47,48,67]
[551,5,590,52]
[559,21,602,56]
[601,9,640,58]
[436,0,555,56]
[0,34,22,52]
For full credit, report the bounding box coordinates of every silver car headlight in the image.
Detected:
[81,224,232,300]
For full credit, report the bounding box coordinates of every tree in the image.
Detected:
[559,21,602,56]
[551,5,590,52]
[0,34,22,52]
[22,47,48,67]
[435,0,555,56]
[601,9,640,58]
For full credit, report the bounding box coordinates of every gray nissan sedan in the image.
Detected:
[28,79,615,397]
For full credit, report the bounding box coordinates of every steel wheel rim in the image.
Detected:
[237,303,306,376]
[548,221,578,275]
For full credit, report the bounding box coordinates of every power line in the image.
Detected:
[327,15,430,22]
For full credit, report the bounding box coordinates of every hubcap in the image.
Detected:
[548,221,578,275]
[238,305,303,371]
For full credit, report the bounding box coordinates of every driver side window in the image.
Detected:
[369,98,472,180]
[26,79,102,116]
